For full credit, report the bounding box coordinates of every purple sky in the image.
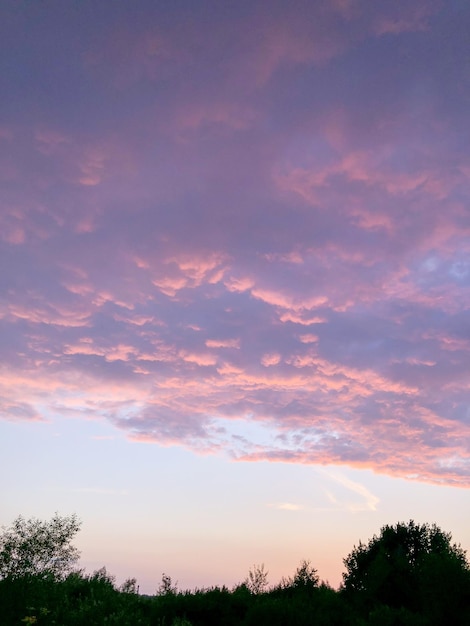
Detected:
[1,0,469,591]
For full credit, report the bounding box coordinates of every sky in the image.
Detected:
[0,0,469,594]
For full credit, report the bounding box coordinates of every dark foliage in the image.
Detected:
[0,514,81,580]
[0,516,469,625]
[342,520,470,625]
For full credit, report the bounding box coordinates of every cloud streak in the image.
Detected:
[1,0,469,486]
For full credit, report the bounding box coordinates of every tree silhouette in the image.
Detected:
[245,563,269,594]
[290,559,319,590]
[0,513,81,580]
[0,513,468,625]
[342,519,470,622]
[157,572,178,595]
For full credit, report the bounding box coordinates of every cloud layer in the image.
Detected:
[1,0,469,485]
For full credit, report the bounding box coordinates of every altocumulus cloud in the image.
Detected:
[0,0,469,485]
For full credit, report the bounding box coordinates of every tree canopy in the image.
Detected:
[342,519,470,619]
[0,513,81,580]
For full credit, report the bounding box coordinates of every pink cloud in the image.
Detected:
[261,353,282,367]
[251,287,329,311]
[298,334,319,344]
[150,253,228,297]
[247,22,345,87]
[224,276,255,293]
[5,303,91,328]
[34,129,69,155]
[1,0,469,488]
[206,338,240,349]
[179,351,218,367]
[0,398,45,422]
[279,313,327,325]
[2,225,25,244]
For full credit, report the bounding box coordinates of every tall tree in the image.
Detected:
[0,513,81,580]
[342,520,470,622]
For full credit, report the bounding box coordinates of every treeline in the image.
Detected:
[0,516,469,625]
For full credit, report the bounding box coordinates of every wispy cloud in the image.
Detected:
[268,502,304,512]
[320,470,380,512]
